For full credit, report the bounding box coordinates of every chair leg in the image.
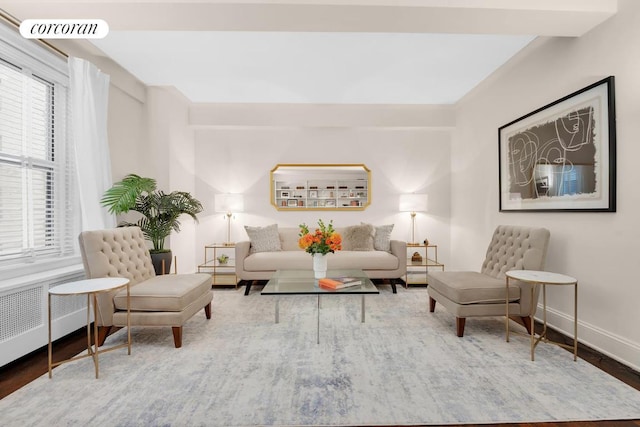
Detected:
[172,326,182,348]
[456,317,466,337]
[97,326,113,347]
[429,297,436,313]
[520,316,533,334]
[204,302,212,319]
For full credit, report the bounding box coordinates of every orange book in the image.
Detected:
[318,277,362,289]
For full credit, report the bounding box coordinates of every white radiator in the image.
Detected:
[0,267,87,367]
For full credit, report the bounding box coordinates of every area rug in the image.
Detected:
[2,287,640,426]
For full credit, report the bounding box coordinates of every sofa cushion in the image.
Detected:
[363,223,394,252]
[342,224,375,251]
[113,273,212,312]
[243,250,399,272]
[245,224,282,253]
[280,227,303,251]
[428,271,520,305]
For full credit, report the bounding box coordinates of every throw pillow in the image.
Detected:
[343,224,375,251]
[244,224,282,253]
[362,222,394,252]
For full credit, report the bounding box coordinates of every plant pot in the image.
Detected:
[151,251,172,275]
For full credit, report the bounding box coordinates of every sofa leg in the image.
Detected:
[390,279,397,294]
[456,317,466,337]
[429,297,436,313]
[204,302,212,319]
[243,280,252,296]
[172,327,183,348]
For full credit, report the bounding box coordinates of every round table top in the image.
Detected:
[506,270,577,285]
[49,277,129,295]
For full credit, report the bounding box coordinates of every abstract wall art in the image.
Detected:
[499,76,616,212]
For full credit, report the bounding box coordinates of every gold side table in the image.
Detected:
[197,243,237,287]
[505,270,578,361]
[405,243,444,287]
[48,277,131,378]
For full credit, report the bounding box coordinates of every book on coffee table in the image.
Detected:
[318,277,362,290]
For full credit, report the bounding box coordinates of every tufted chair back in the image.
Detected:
[481,225,550,279]
[79,226,155,283]
[79,227,155,325]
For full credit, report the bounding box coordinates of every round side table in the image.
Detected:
[505,270,578,361]
[48,277,131,378]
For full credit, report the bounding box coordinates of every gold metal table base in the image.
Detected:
[506,271,578,362]
[48,279,131,379]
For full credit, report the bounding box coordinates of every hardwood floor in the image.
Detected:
[1,320,639,427]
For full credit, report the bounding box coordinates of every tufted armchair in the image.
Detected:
[78,227,213,348]
[428,225,550,337]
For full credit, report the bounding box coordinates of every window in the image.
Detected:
[0,25,79,274]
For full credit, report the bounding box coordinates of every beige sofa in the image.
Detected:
[236,225,407,295]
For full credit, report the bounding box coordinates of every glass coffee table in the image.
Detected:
[261,269,379,343]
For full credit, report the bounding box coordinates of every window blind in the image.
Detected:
[0,24,79,271]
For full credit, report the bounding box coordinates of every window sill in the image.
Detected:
[0,259,84,292]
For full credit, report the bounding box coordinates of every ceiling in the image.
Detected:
[1,0,617,105]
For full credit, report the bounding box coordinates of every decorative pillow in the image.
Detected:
[343,224,375,251]
[244,224,282,253]
[362,222,394,252]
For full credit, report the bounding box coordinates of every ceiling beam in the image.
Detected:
[2,0,617,36]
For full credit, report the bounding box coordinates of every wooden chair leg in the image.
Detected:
[172,326,182,348]
[204,302,212,319]
[520,316,533,334]
[97,326,113,346]
[456,317,466,337]
[429,297,436,313]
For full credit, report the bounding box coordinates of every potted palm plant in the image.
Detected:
[101,174,203,275]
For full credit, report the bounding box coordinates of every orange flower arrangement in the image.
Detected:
[298,219,342,255]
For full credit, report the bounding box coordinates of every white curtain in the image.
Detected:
[68,56,116,230]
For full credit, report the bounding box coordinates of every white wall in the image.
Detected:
[193,124,451,268]
[451,0,640,370]
[145,86,198,272]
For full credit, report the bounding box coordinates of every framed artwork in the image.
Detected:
[498,76,616,212]
[280,191,290,198]
[309,190,318,198]
[287,199,298,207]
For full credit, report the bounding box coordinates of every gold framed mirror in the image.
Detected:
[270,164,371,211]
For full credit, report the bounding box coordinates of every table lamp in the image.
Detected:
[214,193,244,246]
[399,193,428,245]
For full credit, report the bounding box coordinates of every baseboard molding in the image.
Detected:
[537,304,640,373]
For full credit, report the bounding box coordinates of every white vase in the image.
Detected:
[313,253,328,279]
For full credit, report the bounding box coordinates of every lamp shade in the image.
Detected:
[214,193,244,213]
[399,194,428,212]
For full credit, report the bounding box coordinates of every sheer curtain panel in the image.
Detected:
[68,57,115,230]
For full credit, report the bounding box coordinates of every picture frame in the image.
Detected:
[280,190,290,198]
[309,190,318,198]
[287,199,298,207]
[498,76,616,212]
